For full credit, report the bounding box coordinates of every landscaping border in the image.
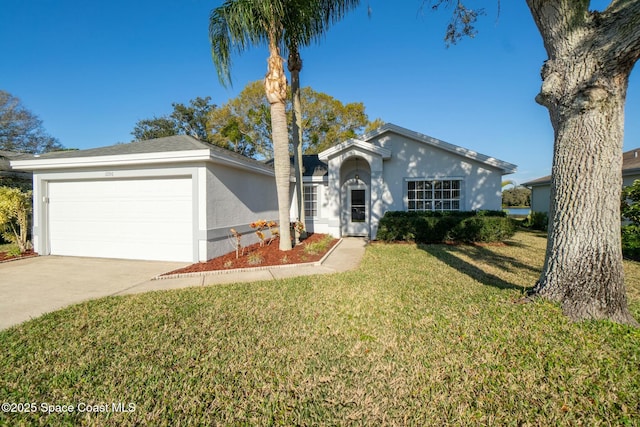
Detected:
[153,238,344,280]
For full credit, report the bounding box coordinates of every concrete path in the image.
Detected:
[0,238,366,331]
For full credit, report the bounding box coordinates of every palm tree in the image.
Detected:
[209,0,360,251]
[285,0,360,237]
[210,0,294,250]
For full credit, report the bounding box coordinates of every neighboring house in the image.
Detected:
[524,147,640,213]
[11,123,517,262]
[0,150,32,188]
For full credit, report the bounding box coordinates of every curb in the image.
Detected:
[153,238,344,281]
[0,254,39,264]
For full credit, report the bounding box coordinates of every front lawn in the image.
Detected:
[1,231,639,425]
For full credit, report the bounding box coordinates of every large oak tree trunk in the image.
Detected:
[526,0,640,326]
[265,39,292,251]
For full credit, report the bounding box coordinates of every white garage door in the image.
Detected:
[48,177,193,262]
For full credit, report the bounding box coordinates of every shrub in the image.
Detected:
[524,211,549,232]
[0,186,32,253]
[622,225,640,261]
[377,210,514,244]
[304,234,335,255]
[621,181,640,261]
[449,216,517,243]
[247,253,264,265]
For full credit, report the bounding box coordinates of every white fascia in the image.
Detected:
[11,149,276,177]
[10,150,213,171]
[364,123,517,174]
[318,138,392,162]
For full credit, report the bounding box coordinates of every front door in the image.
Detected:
[343,184,369,236]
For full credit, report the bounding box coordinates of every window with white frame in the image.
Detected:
[407,179,461,211]
[303,185,318,217]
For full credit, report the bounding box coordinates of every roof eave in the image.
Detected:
[11,148,275,176]
[318,138,392,161]
[10,149,213,171]
[364,123,518,173]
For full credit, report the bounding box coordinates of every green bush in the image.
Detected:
[377,210,514,244]
[0,186,32,253]
[524,211,548,232]
[449,216,517,243]
[622,225,640,261]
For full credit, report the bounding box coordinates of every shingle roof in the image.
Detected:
[32,135,215,159]
[301,155,328,177]
[0,150,31,160]
[17,135,272,171]
[264,155,329,178]
[0,150,31,172]
[523,147,640,187]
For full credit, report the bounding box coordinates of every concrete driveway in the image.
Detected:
[0,256,187,331]
[0,239,367,331]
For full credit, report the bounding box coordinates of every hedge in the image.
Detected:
[376,210,516,243]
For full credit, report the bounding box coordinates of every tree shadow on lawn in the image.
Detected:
[418,243,537,292]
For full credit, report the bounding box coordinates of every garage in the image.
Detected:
[10,135,279,263]
[47,177,193,262]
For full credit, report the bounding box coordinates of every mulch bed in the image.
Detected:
[0,250,38,262]
[163,233,339,276]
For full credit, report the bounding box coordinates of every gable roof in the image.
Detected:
[0,150,30,160]
[28,135,213,159]
[362,123,518,174]
[10,135,274,175]
[0,151,32,179]
[318,138,392,161]
[264,155,329,178]
[523,147,640,187]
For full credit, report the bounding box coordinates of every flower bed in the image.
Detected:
[163,233,338,275]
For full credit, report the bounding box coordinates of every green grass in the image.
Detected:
[303,233,336,256]
[0,242,15,252]
[1,231,640,426]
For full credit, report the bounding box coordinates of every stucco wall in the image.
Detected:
[530,172,640,214]
[529,185,551,213]
[372,133,504,212]
[205,163,278,258]
[290,181,331,235]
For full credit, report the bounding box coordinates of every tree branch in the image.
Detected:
[526,0,591,58]
[601,0,640,70]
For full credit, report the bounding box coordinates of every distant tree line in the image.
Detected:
[502,187,531,208]
[0,90,63,154]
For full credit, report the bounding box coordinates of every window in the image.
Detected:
[303,185,318,217]
[407,179,461,211]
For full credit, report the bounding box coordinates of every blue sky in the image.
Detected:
[1,0,638,185]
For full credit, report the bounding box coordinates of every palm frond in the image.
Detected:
[210,0,361,85]
[209,0,273,86]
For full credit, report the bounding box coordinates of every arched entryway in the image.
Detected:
[340,156,371,237]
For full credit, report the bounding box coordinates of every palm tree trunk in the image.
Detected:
[288,48,305,243]
[265,38,292,251]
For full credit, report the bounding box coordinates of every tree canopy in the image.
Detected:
[0,90,63,154]
[501,187,531,208]
[132,82,382,159]
[208,80,383,158]
[131,97,216,142]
